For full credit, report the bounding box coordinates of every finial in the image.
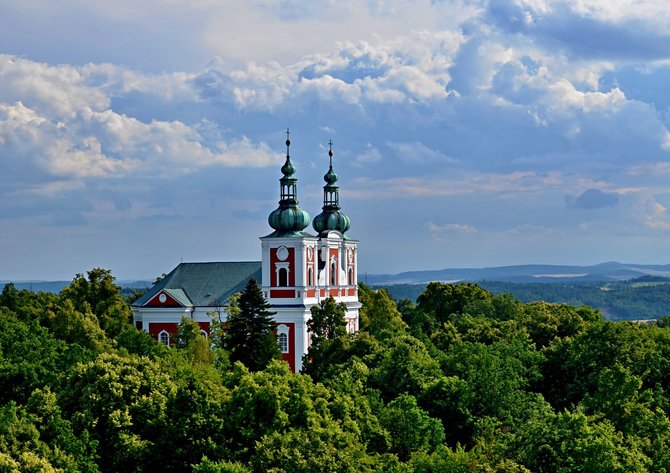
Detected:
[328,140,333,168]
[285,128,291,155]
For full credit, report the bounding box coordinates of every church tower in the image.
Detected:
[260,131,319,371]
[260,133,359,371]
[131,130,360,373]
[312,141,360,334]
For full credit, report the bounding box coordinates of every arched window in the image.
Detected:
[200,329,208,339]
[331,261,337,286]
[276,324,290,354]
[308,266,313,286]
[278,332,288,353]
[278,267,288,287]
[158,330,170,346]
[348,268,354,286]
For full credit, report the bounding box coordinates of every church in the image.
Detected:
[131,132,360,372]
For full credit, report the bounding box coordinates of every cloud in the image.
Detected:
[349,171,564,199]
[566,188,619,209]
[636,194,670,229]
[427,221,478,235]
[387,141,458,164]
[353,144,382,167]
[485,0,670,61]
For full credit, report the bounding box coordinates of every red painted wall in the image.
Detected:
[145,291,182,307]
[277,322,296,372]
[270,247,295,287]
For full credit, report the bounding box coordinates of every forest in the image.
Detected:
[3,269,670,471]
[381,277,670,321]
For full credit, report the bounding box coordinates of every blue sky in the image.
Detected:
[2,0,670,280]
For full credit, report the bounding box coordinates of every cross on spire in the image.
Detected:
[328,140,333,167]
[285,128,291,156]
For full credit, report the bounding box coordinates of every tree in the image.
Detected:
[306,297,347,348]
[358,285,408,340]
[223,278,279,371]
[417,283,492,324]
[59,352,176,472]
[176,316,201,349]
[380,394,445,462]
[59,268,132,337]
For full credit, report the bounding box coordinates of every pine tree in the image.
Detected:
[224,278,279,371]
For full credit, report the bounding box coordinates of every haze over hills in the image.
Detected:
[364,262,670,286]
[0,279,153,294]
[4,262,670,294]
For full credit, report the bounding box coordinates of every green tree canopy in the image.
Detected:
[223,278,279,372]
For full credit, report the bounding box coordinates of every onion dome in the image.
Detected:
[312,141,351,235]
[268,130,310,232]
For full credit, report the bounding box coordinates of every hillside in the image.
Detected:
[379,277,670,321]
[365,261,670,285]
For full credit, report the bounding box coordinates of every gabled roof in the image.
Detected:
[162,288,192,307]
[133,261,262,308]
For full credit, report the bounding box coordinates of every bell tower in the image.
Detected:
[261,129,317,302]
[260,130,319,371]
[312,141,360,334]
[260,132,360,371]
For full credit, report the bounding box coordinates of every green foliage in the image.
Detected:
[510,409,651,472]
[176,316,201,349]
[307,297,347,347]
[416,282,493,330]
[358,285,408,340]
[382,279,670,321]
[369,336,442,400]
[223,279,279,372]
[4,268,670,471]
[60,352,177,472]
[251,424,369,472]
[0,307,89,404]
[46,299,110,351]
[381,394,445,461]
[417,376,474,447]
[60,268,132,337]
[192,457,250,473]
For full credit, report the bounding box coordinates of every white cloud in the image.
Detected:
[636,194,670,229]
[387,141,458,164]
[353,144,382,167]
[427,221,478,235]
[349,171,565,198]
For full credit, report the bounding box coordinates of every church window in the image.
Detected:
[308,266,313,286]
[200,329,208,338]
[159,330,170,346]
[276,324,290,353]
[278,268,288,287]
[348,268,354,286]
[278,332,288,353]
[331,261,337,285]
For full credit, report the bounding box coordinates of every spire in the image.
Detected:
[312,141,351,235]
[268,129,310,234]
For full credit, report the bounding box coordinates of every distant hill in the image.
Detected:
[0,279,153,294]
[377,278,670,321]
[365,261,670,285]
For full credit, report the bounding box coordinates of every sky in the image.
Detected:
[2,0,670,280]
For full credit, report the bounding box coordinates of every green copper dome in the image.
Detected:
[268,206,310,231]
[312,143,351,235]
[324,166,338,185]
[268,131,310,233]
[313,208,350,234]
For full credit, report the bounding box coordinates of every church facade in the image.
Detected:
[131,133,360,372]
